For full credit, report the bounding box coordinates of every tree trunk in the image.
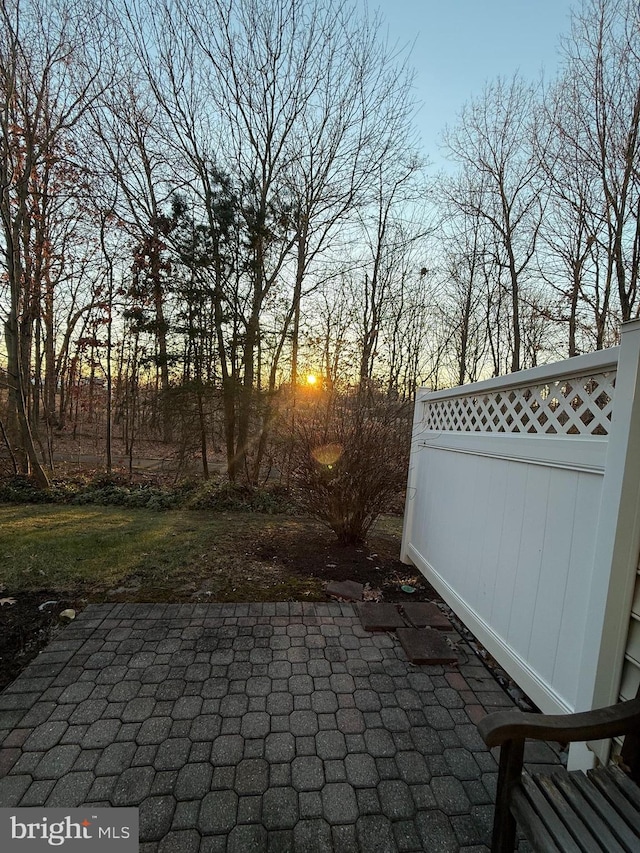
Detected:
[4,315,50,487]
[235,308,259,481]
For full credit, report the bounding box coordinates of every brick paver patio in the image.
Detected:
[0,602,560,851]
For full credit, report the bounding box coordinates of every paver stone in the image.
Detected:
[396,628,458,665]
[139,794,176,842]
[199,789,238,834]
[321,782,358,824]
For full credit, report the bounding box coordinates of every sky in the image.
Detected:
[373,0,575,169]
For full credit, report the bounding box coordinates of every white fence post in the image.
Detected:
[401,388,427,565]
[571,319,640,769]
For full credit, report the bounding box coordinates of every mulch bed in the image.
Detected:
[0,591,81,692]
[252,523,439,603]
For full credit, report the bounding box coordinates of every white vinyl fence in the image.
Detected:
[401,320,640,767]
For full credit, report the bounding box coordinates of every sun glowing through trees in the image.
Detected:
[306,374,318,386]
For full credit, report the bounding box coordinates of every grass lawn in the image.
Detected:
[0,504,406,603]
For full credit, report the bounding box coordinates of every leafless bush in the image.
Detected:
[291,393,411,545]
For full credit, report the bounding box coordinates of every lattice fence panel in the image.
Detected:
[423,371,616,435]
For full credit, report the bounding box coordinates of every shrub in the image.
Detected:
[0,472,295,514]
[187,479,297,514]
[0,473,186,510]
[0,475,77,504]
[71,480,184,510]
[249,483,299,514]
[0,475,52,504]
[291,394,410,545]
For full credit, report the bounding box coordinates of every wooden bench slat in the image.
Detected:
[511,787,563,853]
[569,770,640,852]
[551,771,628,853]
[587,768,640,843]
[534,774,605,853]
[520,773,584,853]
[605,765,640,811]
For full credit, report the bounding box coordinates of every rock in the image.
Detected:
[357,603,405,631]
[326,580,364,601]
[396,628,458,665]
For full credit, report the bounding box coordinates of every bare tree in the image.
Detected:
[442,76,546,373]
[355,156,426,393]
[556,0,640,325]
[536,76,607,353]
[115,0,423,482]
[0,0,109,484]
[443,231,492,384]
[90,72,179,441]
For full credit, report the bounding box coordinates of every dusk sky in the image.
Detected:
[373,0,575,167]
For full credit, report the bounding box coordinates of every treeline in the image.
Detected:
[432,0,640,384]
[0,0,639,488]
[0,0,429,486]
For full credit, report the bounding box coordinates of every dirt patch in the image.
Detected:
[250,521,440,603]
[0,591,83,692]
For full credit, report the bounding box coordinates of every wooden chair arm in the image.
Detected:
[478,697,640,748]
